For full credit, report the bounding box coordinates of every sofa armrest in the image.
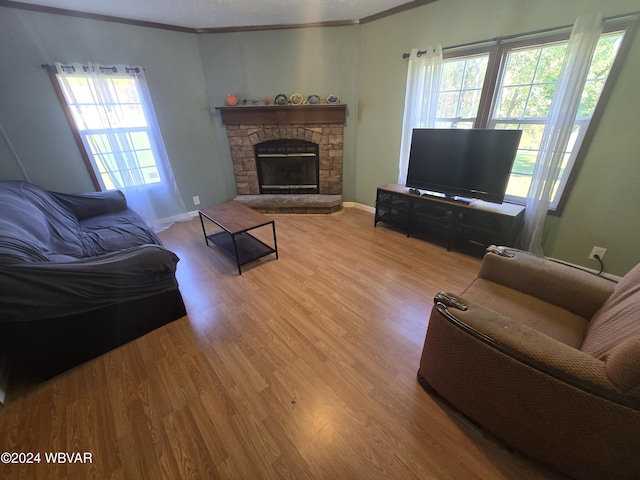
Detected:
[433,292,637,407]
[50,190,128,220]
[0,245,179,323]
[477,248,616,319]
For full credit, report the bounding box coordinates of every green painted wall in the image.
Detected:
[357,0,640,276]
[0,7,227,210]
[197,26,360,200]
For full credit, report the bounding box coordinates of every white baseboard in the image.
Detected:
[343,201,375,213]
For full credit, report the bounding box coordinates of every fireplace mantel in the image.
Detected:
[216,104,346,125]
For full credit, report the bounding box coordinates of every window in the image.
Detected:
[54,66,162,191]
[437,53,489,128]
[47,63,189,232]
[426,21,633,211]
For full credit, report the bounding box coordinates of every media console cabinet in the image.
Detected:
[375,183,525,255]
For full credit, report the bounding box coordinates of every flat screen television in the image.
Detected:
[406,128,522,204]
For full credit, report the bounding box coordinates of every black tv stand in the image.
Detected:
[375,183,525,255]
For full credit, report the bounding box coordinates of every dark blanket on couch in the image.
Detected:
[0,180,180,322]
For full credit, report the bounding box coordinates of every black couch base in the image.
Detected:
[1,289,186,380]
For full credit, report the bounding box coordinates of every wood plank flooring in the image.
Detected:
[0,208,567,479]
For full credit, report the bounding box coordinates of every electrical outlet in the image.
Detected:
[193,195,200,205]
[588,246,606,260]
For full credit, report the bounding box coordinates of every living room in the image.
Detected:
[1,0,639,478]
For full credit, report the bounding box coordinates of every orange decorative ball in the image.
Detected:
[225,94,238,106]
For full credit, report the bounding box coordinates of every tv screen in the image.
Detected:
[406,128,522,204]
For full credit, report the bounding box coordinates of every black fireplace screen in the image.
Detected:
[254,139,319,194]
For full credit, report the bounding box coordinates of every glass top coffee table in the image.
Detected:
[198,201,278,274]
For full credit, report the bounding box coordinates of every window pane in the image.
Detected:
[141,166,161,184]
[437,91,460,118]
[437,54,488,124]
[441,60,465,91]
[578,33,622,116]
[495,86,528,118]
[495,122,544,198]
[496,42,566,120]
[57,72,163,189]
[502,49,540,85]
[525,84,554,117]
[136,149,156,168]
[129,131,151,150]
[459,90,483,118]
[534,44,566,83]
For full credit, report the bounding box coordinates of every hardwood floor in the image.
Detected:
[0,208,567,479]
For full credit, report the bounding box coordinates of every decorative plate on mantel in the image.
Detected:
[274,94,288,105]
[289,93,303,105]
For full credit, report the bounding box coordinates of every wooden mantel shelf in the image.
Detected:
[216,104,346,125]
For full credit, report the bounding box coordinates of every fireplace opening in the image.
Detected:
[255,139,319,194]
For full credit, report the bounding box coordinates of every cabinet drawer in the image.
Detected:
[460,210,512,232]
[413,201,454,221]
[375,205,409,228]
[376,191,410,210]
[457,224,510,248]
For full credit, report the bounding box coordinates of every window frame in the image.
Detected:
[45,65,165,192]
[46,65,102,190]
[439,18,637,214]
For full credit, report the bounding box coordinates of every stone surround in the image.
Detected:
[227,123,343,196]
[217,105,346,214]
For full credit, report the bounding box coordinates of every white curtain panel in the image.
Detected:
[398,46,443,185]
[56,63,189,232]
[523,13,604,255]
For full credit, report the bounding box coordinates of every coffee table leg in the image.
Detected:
[271,221,279,259]
[231,233,242,275]
[199,212,210,246]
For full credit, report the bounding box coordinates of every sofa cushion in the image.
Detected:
[0,181,84,263]
[50,189,128,220]
[463,278,589,348]
[581,262,640,358]
[79,209,162,257]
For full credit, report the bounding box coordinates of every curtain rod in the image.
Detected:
[402,10,640,58]
[41,63,142,73]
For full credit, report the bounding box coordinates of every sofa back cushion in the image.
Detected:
[0,181,84,263]
[581,263,640,356]
[581,263,640,394]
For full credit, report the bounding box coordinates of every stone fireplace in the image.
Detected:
[217,104,346,214]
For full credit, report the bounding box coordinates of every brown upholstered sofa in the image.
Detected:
[418,247,640,480]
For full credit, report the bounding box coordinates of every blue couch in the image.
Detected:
[0,180,186,378]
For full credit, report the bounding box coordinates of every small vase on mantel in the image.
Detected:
[225,94,238,106]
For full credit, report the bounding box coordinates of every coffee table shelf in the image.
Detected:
[205,231,276,268]
[198,201,278,274]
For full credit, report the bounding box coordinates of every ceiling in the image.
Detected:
[7,0,430,30]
